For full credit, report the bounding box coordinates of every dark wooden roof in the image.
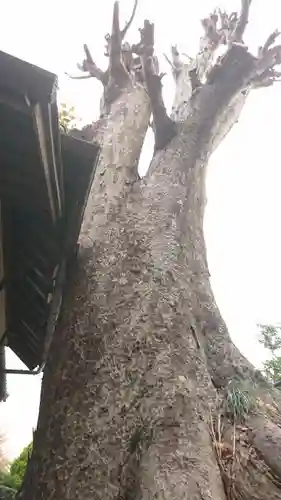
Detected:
[0,50,100,379]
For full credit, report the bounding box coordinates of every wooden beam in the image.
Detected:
[47,101,64,218]
[0,201,6,343]
[33,103,57,223]
[32,103,64,225]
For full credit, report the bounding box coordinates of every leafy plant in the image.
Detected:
[259,324,281,384]
[0,443,32,492]
[59,103,79,133]
[0,470,20,491]
[10,443,32,485]
[224,384,255,422]
[0,484,17,499]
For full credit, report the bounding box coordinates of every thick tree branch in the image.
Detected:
[71,2,134,96]
[170,46,184,80]
[67,44,108,85]
[170,3,278,125]
[232,0,252,43]
[170,9,231,122]
[260,30,281,57]
[82,44,108,83]
[105,0,139,51]
[164,47,192,84]
[201,2,251,48]
[133,21,176,151]
[108,2,130,84]
[252,32,281,87]
[103,0,138,77]
[206,17,281,93]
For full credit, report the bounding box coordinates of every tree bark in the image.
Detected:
[20,3,281,500]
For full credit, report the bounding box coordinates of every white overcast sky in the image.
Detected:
[0,0,281,459]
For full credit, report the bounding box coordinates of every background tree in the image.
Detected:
[0,441,31,499]
[0,485,16,500]
[259,324,281,384]
[58,103,80,133]
[21,1,281,499]
[0,470,19,492]
[0,433,8,473]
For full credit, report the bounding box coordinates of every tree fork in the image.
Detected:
[132,20,177,151]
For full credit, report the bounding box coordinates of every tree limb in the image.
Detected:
[132,21,177,151]
[206,21,281,97]
[83,44,109,83]
[252,31,281,87]
[109,3,126,76]
[232,0,252,43]
[67,44,108,85]
[104,0,138,54]
[65,73,92,80]
[104,1,131,89]
[170,6,254,123]
[163,53,175,70]
[170,46,184,79]
[260,30,281,57]
[164,46,187,82]
[74,3,133,89]
[200,3,251,49]
[69,2,140,116]
[120,0,139,39]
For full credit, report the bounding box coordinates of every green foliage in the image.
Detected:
[263,357,281,384]
[259,324,281,351]
[0,470,20,491]
[224,383,256,422]
[259,323,281,384]
[0,443,32,493]
[0,484,17,500]
[10,442,32,485]
[59,102,79,133]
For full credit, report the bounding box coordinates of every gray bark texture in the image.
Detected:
[20,2,281,499]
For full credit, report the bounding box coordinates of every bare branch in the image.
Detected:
[208,21,281,93]
[83,44,95,66]
[65,73,92,80]
[69,44,108,85]
[199,3,251,49]
[171,46,183,70]
[260,30,281,57]
[83,44,109,83]
[163,46,183,81]
[170,5,254,122]
[182,53,193,63]
[201,13,221,48]
[120,0,139,40]
[108,2,131,85]
[170,45,184,80]
[232,0,252,43]
[163,53,175,70]
[109,2,122,71]
[252,31,281,87]
[132,20,176,151]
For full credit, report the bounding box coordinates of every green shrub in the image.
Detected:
[0,442,32,492]
[10,443,32,485]
[0,484,17,500]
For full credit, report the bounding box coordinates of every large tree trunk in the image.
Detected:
[21,3,281,499]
